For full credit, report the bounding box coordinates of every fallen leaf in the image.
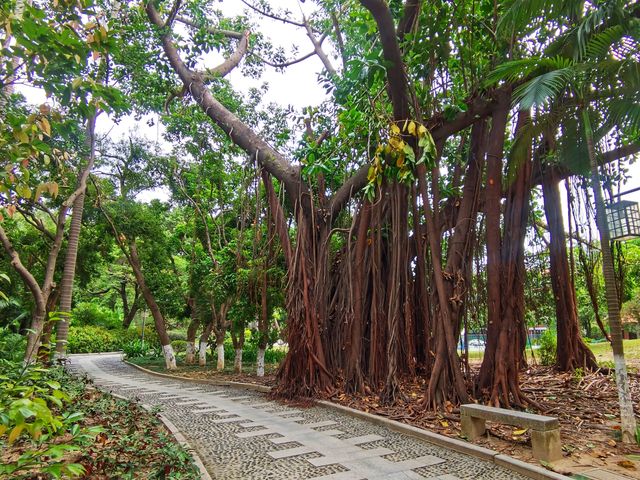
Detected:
[617,460,637,470]
[513,429,528,436]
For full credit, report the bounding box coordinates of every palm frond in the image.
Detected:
[608,99,640,133]
[484,56,574,88]
[512,67,575,109]
[497,0,583,36]
[584,24,626,59]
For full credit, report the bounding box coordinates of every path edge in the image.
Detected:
[123,359,570,480]
[109,391,213,480]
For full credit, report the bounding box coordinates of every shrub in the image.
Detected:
[67,325,120,354]
[172,340,187,353]
[72,302,120,330]
[167,330,187,341]
[122,339,154,358]
[66,325,160,354]
[537,329,557,366]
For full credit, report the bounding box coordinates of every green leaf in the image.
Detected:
[512,67,574,109]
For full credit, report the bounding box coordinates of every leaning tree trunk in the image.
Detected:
[541,166,597,371]
[127,240,176,369]
[55,114,97,358]
[582,108,637,442]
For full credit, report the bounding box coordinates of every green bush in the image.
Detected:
[167,330,187,341]
[67,326,120,354]
[172,339,187,353]
[537,329,557,366]
[71,302,120,330]
[66,325,160,354]
[122,339,161,358]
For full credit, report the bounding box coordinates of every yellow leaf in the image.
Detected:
[396,153,405,167]
[402,119,408,131]
[0,424,7,436]
[100,25,108,38]
[39,117,51,136]
[513,429,527,436]
[8,424,24,444]
[408,121,416,135]
[367,166,375,182]
[440,421,449,428]
[16,130,29,144]
[388,136,405,151]
[49,182,59,198]
[418,124,427,137]
[390,124,400,135]
[72,77,82,89]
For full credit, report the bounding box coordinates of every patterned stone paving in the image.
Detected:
[69,353,529,480]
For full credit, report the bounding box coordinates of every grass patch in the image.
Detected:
[128,355,280,376]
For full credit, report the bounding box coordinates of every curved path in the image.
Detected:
[69,353,528,480]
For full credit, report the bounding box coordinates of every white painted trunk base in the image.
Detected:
[199,341,208,366]
[185,342,196,364]
[234,348,243,373]
[216,344,225,371]
[257,348,265,377]
[163,344,177,370]
[613,352,638,443]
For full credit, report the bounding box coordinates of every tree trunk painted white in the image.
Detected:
[185,341,196,364]
[199,341,207,366]
[162,344,176,370]
[257,348,265,377]
[234,348,243,373]
[614,352,637,443]
[216,343,225,371]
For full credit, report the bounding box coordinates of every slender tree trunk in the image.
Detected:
[128,240,176,369]
[185,300,200,364]
[199,320,214,367]
[583,108,637,442]
[541,166,597,371]
[55,114,98,358]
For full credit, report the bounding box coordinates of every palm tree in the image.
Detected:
[487,0,639,442]
[55,113,98,358]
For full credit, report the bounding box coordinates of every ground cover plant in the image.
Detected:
[0,327,200,479]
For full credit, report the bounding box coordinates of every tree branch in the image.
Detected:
[146,2,304,205]
[203,30,250,79]
[175,16,244,39]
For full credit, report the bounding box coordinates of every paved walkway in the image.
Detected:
[69,354,529,480]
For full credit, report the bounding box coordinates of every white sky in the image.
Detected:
[15,0,640,222]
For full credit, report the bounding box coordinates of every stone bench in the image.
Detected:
[460,404,562,462]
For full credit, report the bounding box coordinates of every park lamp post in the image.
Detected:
[606,187,640,242]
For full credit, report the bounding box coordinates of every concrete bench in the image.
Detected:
[460,404,562,462]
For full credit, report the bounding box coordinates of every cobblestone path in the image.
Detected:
[69,353,528,480]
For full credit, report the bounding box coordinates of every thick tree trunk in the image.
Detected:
[274,207,332,398]
[583,108,637,442]
[477,104,533,407]
[542,167,597,371]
